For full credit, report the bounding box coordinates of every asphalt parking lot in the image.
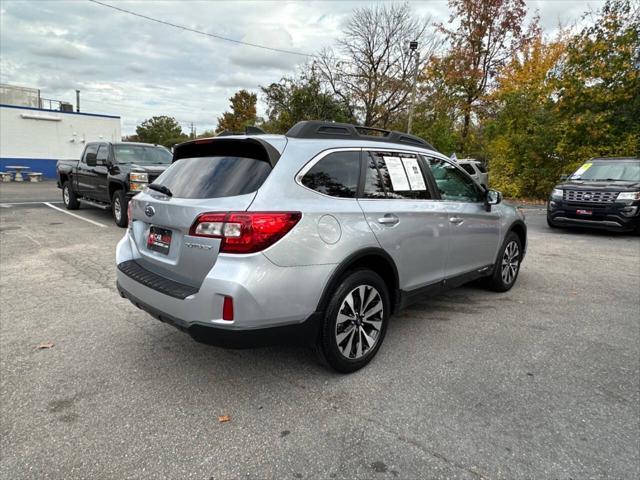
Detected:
[1,184,639,479]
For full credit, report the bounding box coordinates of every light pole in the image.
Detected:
[407,40,419,134]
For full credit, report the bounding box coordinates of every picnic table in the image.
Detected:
[5,165,30,182]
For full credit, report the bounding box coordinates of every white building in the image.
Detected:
[0,84,121,178]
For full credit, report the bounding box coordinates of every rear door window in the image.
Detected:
[301,151,360,198]
[154,156,272,199]
[363,151,431,200]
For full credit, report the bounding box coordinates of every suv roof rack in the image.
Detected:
[285,121,435,150]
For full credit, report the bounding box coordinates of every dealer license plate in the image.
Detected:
[147,226,172,255]
[576,209,592,215]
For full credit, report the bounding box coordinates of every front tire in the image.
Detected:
[112,190,128,228]
[62,181,79,210]
[546,215,559,229]
[317,269,390,373]
[485,232,522,292]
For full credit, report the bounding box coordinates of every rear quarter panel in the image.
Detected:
[249,141,380,268]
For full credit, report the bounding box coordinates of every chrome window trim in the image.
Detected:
[294,146,450,200]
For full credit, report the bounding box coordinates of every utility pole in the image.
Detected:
[407,41,419,134]
[76,89,80,113]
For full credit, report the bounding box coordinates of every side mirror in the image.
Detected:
[85,153,97,167]
[485,189,502,211]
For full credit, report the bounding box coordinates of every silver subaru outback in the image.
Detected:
[116,121,526,373]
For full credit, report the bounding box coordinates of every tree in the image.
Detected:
[260,72,353,133]
[484,31,566,197]
[216,89,257,133]
[135,116,186,147]
[553,0,640,169]
[437,0,531,152]
[316,3,439,128]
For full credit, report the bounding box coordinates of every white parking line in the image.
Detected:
[0,201,63,207]
[43,202,107,228]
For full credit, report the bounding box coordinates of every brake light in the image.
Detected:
[189,212,302,253]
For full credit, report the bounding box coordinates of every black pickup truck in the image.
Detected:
[57,142,172,226]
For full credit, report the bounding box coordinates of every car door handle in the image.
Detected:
[449,216,464,225]
[377,214,399,225]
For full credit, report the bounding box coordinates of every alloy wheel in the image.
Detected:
[501,241,520,285]
[63,186,70,205]
[335,285,383,360]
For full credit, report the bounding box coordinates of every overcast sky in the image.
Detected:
[0,0,606,135]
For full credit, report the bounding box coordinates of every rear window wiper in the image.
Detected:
[147,183,173,197]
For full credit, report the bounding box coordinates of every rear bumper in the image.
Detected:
[117,281,320,348]
[115,231,334,344]
[547,201,640,232]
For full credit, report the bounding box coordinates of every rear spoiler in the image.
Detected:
[172,137,282,167]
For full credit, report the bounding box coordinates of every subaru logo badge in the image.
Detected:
[144,205,155,217]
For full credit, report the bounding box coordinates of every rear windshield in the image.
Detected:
[153,156,271,199]
[114,145,172,165]
[570,160,640,181]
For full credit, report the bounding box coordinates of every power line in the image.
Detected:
[87,0,313,58]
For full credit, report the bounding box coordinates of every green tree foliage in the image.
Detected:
[260,74,353,133]
[436,0,530,151]
[484,32,566,197]
[553,0,640,171]
[135,116,186,147]
[484,0,639,198]
[216,89,257,133]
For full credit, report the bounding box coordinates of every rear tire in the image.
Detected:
[112,190,128,228]
[485,232,522,292]
[62,181,79,210]
[317,269,390,373]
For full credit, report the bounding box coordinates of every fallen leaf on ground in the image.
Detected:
[36,342,54,349]
[217,414,231,423]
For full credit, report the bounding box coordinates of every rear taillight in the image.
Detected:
[189,212,302,254]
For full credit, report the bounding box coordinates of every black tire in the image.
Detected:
[317,269,390,373]
[485,232,522,292]
[546,215,559,229]
[62,181,79,210]
[112,189,128,228]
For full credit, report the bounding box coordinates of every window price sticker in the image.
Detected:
[401,157,426,191]
[571,162,592,179]
[383,156,410,191]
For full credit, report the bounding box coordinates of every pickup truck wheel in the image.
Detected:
[112,190,128,228]
[485,232,522,292]
[317,269,389,373]
[62,181,79,210]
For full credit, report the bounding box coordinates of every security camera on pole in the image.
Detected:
[407,40,419,134]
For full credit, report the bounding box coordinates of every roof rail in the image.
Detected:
[285,121,435,150]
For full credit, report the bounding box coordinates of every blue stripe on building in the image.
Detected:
[0,158,59,178]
